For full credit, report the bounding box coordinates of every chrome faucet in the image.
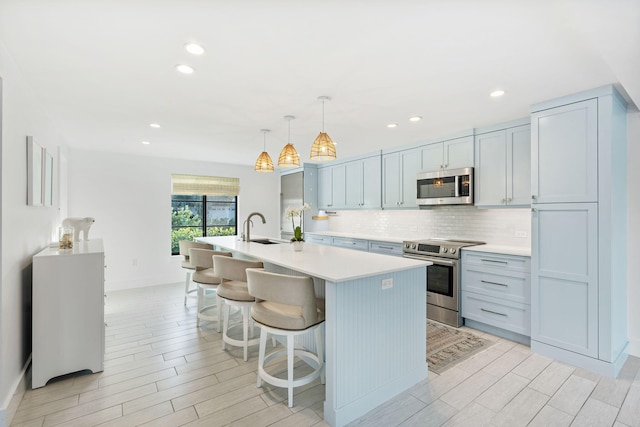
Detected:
[243,212,266,242]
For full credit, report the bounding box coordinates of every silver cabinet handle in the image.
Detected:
[531,208,536,212]
[507,198,512,202]
[480,259,508,264]
[501,198,506,203]
[378,245,394,250]
[481,308,507,317]
[531,195,537,200]
[481,280,508,287]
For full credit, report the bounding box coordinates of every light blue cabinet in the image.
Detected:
[475,123,530,207]
[531,203,598,357]
[420,135,474,172]
[345,155,381,209]
[317,164,346,210]
[531,99,598,204]
[530,85,628,377]
[382,148,420,209]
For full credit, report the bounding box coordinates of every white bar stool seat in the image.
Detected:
[189,248,231,328]
[178,240,213,306]
[246,269,325,408]
[213,256,264,362]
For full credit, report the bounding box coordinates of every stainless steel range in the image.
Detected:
[403,238,485,327]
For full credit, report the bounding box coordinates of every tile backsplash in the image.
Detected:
[327,206,531,247]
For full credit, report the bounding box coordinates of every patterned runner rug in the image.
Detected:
[427,320,494,374]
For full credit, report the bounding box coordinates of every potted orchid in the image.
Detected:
[285,203,311,250]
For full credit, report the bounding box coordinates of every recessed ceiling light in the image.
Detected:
[387,123,398,128]
[176,64,194,74]
[490,90,505,97]
[184,43,205,55]
[141,141,151,145]
[409,116,422,122]
[149,123,161,128]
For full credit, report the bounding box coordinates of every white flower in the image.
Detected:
[285,203,310,220]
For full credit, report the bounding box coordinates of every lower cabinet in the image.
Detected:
[32,239,105,388]
[305,233,402,256]
[305,233,332,246]
[461,250,531,338]
[368,241,403,257]
[331,236,368,252]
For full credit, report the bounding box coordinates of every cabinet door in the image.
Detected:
[531,203,598,357]
[531,99,598,203]
[361,155,381,208]
[444,136,474,169]
[507,125,531,206]
[382,152,401,208]
[420,143,443,171]
[474,130,507,207]
[345,161,362,208]
[317,167,333,209]
[331,164,347,209]
[400,148,420,208]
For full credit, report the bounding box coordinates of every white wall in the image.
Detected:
[627,110,640,356]
[67,149,279,291]
[0,43,67,424]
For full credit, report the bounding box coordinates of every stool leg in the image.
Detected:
[257,328,268,388]
[242,305,250,362]
[216,295,223,333]
[316,326,325,384]
[196,284,202,326]
[222,303,230,351]
[184,271,192,306]
[287,335,294,407]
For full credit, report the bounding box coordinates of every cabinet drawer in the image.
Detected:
[462,251,530,272]
[368,241,403,257]
[462,268,531,304]
[332,237,368,252]
[462,291,530,336]
[306,234,332,246]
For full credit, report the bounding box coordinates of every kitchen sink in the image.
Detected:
[250,239,281,245]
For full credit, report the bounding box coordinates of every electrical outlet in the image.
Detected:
[382,278,393,289]
[515,230,527,238]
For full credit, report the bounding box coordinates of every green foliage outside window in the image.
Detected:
[171,201,237,254]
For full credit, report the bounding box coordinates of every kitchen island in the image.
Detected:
[197,235,429,427]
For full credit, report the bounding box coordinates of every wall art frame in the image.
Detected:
[27,135,43,206]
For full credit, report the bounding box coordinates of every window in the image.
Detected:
[171,174,239,255]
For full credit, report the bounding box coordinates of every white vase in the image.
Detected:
[292,241,304,252]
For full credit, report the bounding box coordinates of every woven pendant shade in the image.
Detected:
[310,132,336,161]
[254,129,274,172]
[278,143,300,167]
[255,151,274,172]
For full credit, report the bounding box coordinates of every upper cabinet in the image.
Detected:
[382,147,420,209]
[420,135,474,172]
[531,99,598,204]
[318,153,381,210]
[475,121,531,208]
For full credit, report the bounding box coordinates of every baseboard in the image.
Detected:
[0,356,31,427]
[531,340,628,378]
[628,337,640,358]
[464,319,531,346]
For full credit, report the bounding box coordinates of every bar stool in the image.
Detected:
[189,248,232,328]
[179,240,213,306]
[213,255,264,361]
[246,269,325,407]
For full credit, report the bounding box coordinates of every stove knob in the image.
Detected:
[450,248,457,254]
[404,243,410,249]
[411,244,417,249]
[442,248,448,253]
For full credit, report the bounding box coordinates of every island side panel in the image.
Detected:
[324,266,427,427]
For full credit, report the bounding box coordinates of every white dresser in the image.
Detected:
[32,239,105,388]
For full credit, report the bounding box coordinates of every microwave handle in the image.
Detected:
[454,175,459,197]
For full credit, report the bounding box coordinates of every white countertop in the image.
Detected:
[197,235,429,283]
[462,244,531,257]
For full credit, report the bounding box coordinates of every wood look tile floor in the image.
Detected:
[12,282,640,427]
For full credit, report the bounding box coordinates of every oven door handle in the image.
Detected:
[403,254,456,267]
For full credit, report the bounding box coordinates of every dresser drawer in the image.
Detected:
[462,268,531,304]
[462,251,530,273]
[368,241,403,257]
[332,237,369,252]
[462,291,530,336]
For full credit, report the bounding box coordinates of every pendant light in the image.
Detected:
[278,115,301,168]
[310,96,337,161]
[254,129,274,173]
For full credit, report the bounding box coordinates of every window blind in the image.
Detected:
[171,174,240,196]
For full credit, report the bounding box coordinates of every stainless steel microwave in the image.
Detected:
[416,167,473,206]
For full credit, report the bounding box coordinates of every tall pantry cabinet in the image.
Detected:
[530,85,628,376]
[32,239,105,388]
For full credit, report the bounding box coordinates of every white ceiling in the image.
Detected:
[1,0,638,167]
